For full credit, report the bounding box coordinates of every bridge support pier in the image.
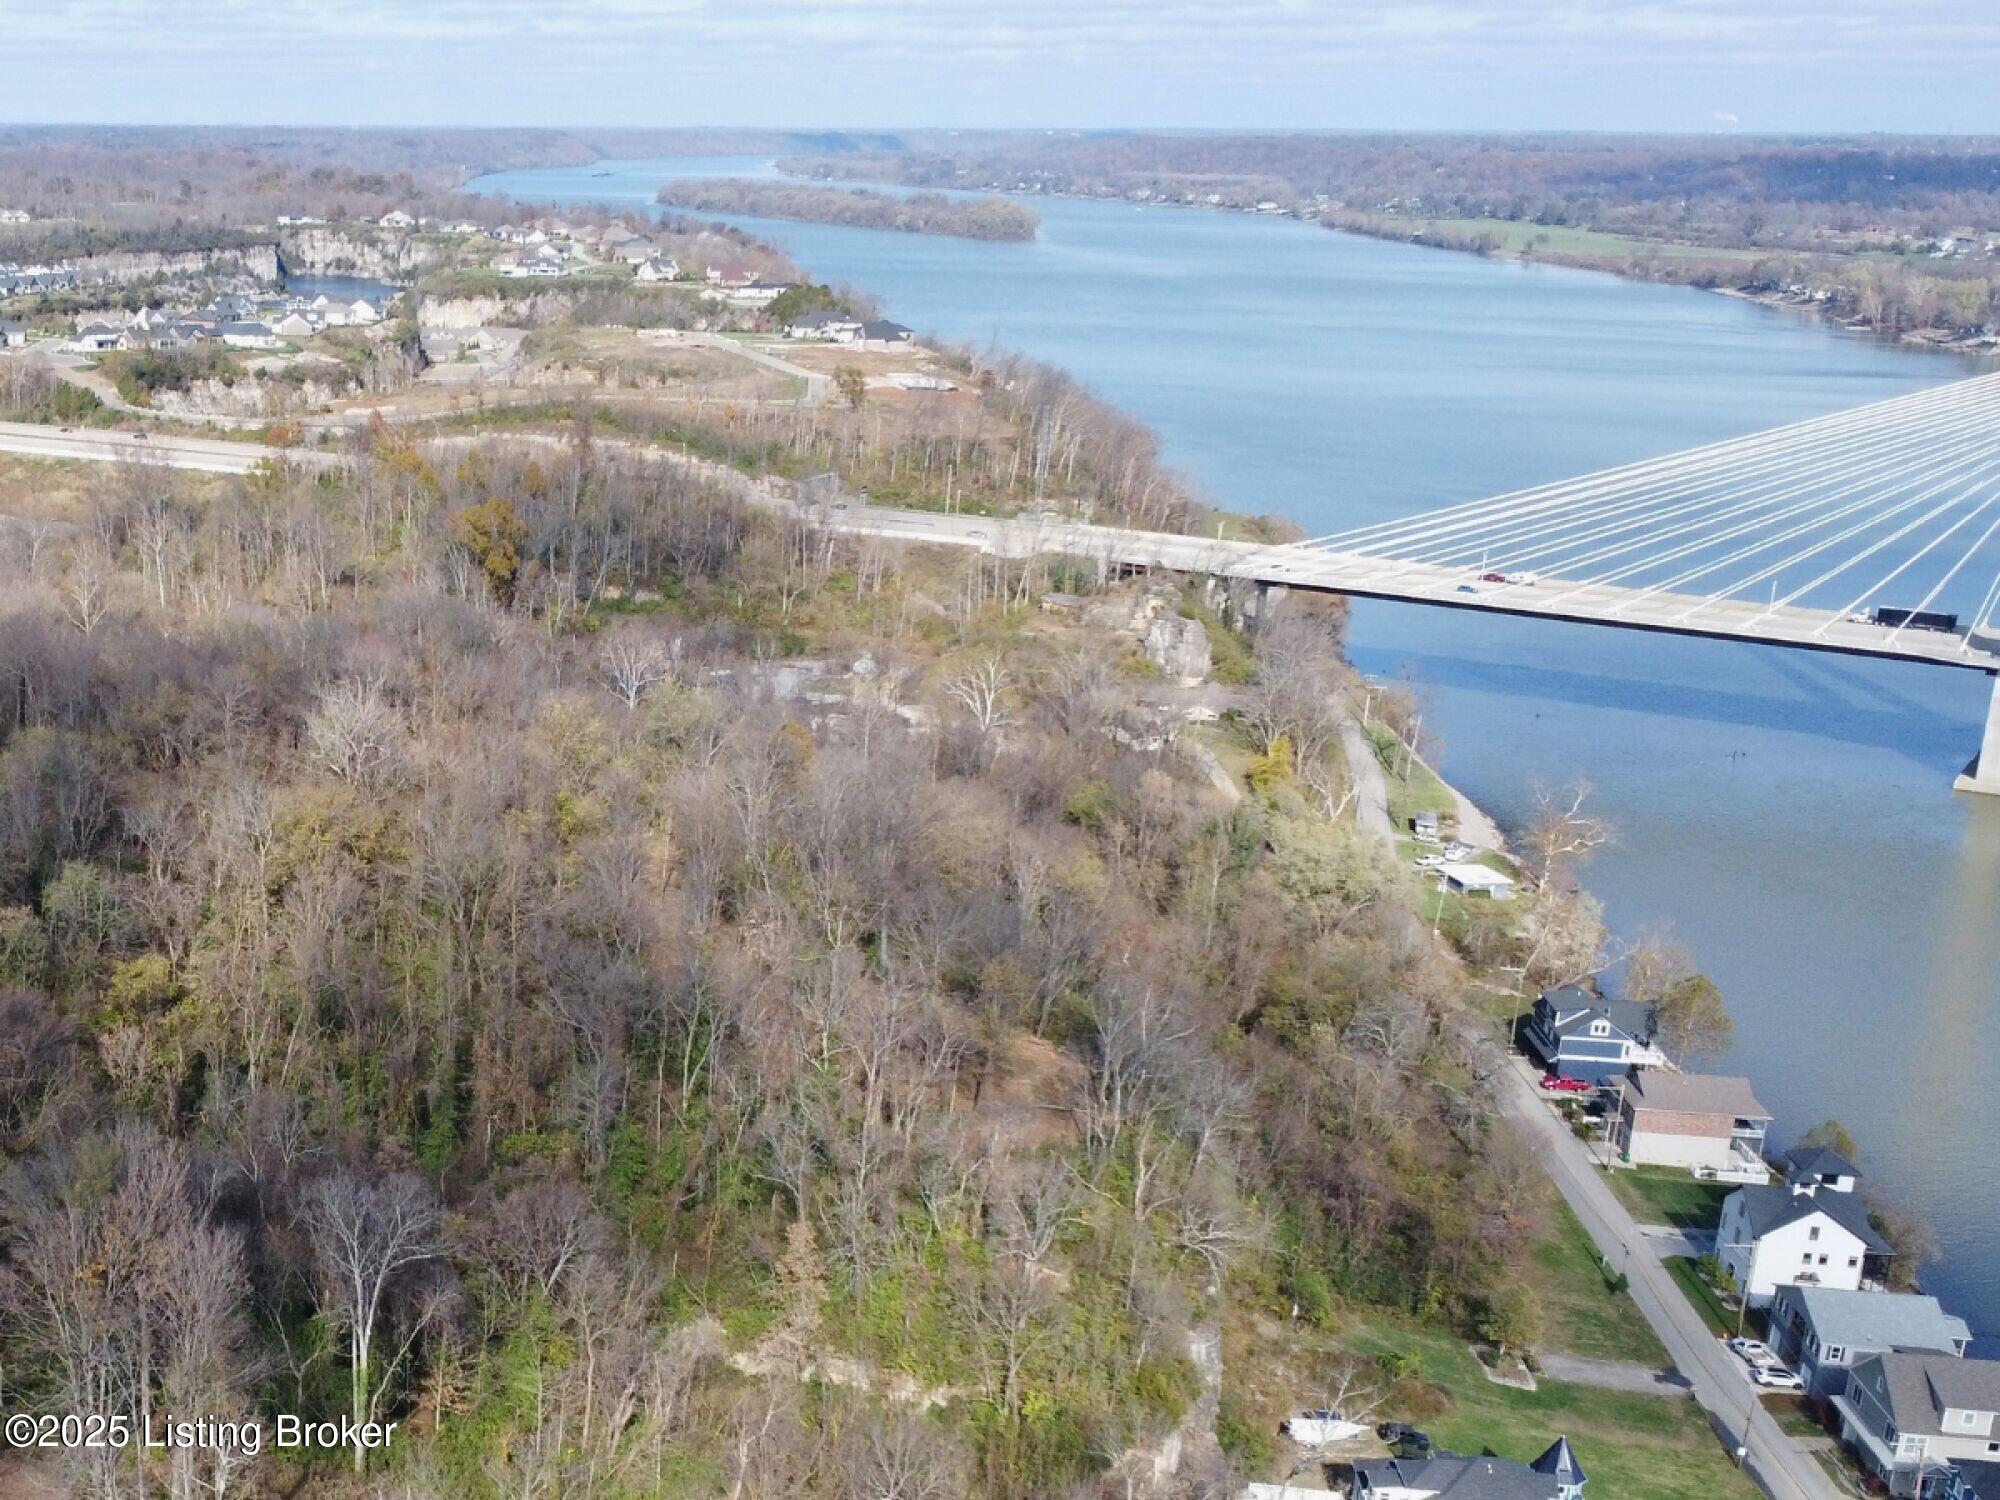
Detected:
[1954,673,2000,796]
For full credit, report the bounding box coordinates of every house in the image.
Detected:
[1717,1178,1892,1307]
[1521,985,1665,1084]
[1833,1352,2000,1497]
[68,320,124,352]
[1782,1144,1861,1194]
[0,320,28,348]
[214,320,280,350]
[347,299,382,325]
[1769,1286,1971,1396]
[634,256,680,283]
[0,208,31,224]
[272,311,317,339]
[786,309,864,341]
[1435,862,1513,900]
[1412,810,1440,842]
[1609,1070,1771,1175]
[378,210,416,230]
[857,318,914,348]
[1945,1461,2000,1500]
[1351,1436,1585,1499]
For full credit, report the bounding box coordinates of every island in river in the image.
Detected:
[656,177,1039,240]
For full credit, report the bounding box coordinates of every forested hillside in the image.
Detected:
[0,428,1592,1499]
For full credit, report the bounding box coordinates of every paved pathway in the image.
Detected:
[1537,1350,1691,1396]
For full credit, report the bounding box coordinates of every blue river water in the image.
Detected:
[471,157,2000,1333]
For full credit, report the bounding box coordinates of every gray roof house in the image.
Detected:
[1834,1352,2000,1497]
[1769,1286,1973,1396]
[1719,1176,1894,1307]
[1521,984,1664,1084]
[1946,1460,2000,1500]
[1783,1145,1862,1193]
[0,319,27,348]
[1350,1437,1585,1500]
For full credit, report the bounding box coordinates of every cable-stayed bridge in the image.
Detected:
[1234,371,2000,791]
[3,370,1998,791]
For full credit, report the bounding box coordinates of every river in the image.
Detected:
[469,156,2000,1334]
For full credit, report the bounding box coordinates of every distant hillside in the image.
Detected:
[657,178,1038,241]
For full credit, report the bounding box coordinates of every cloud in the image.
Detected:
[0,0,1994,130]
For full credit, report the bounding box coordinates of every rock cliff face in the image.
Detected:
[1144,614,1212,686]
[75,243,281,288]
[416,293,578,333]
[279,228,442,281]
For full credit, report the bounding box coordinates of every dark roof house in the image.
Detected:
[1351,1438,1585,1500]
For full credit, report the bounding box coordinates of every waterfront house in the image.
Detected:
[1609,1070,1771,1175]
[1833,1352,2000,1497]
[1782,1144,1862,1194]
[635,256,680,283]
[1522,985,1664,1084]
[1434,862,1514,900]
[1769,1286,1971,1396]
[272,311,317,339]
[1350,1436,1585,1499]
[1718,1177,1892,1307]
[786,309,865,341]
[378,209,416,230]
[858,318,915,348]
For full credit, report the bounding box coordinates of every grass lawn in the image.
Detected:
[1525,1198,1668,1365]
[1363,721,1457,831]
[1607,1167,1734,1230]
[1662,1257,1763,1341]
[1342,1317,1761,1500]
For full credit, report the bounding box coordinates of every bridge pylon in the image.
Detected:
[1955,673,2000,797]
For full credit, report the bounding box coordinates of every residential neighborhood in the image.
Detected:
[1515,980,2000,1499]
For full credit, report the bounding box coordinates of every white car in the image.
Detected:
[1750,1365,1804,1391]
[1284,1410,1366,1446]
[1442,842,1474,860]
[1413,854,1447,871]
[1728,1337,1777,1368]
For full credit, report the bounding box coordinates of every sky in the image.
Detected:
[2,0,1996,134]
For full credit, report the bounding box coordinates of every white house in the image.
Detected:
[68,320,124,352]
[1834,1353,2000,1497]
[272,311,317,339]
[635,256,681,283]
[378,209,416,229]
[214,320,281,350]
[1717,1176,1893,1307]
[347,299,382,325]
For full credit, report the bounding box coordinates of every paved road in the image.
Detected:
[0,420,333,475]
[1489,1053,1840,1500]
[1338,713,1395,842]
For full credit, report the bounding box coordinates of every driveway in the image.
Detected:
[1536,1351,1690,1396]
[1488,1051,1840,1500]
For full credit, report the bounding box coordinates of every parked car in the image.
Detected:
[130,430,149,441]
[1728,1337,1778,1368]
[1442,841,1474,859]
[1375,1424,1433,1459]
[1413,854,1447,871]
[1750,1366,1805,1391]
[1540,1074,1593,1094]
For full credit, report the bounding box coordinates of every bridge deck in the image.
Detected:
[846,508,2000,673]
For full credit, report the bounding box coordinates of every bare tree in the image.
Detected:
[303,678,405,787]
[944,657,1012,736]
[299,1169,443,1470]
[601,630,679,709]
[1523,780,1611,888]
